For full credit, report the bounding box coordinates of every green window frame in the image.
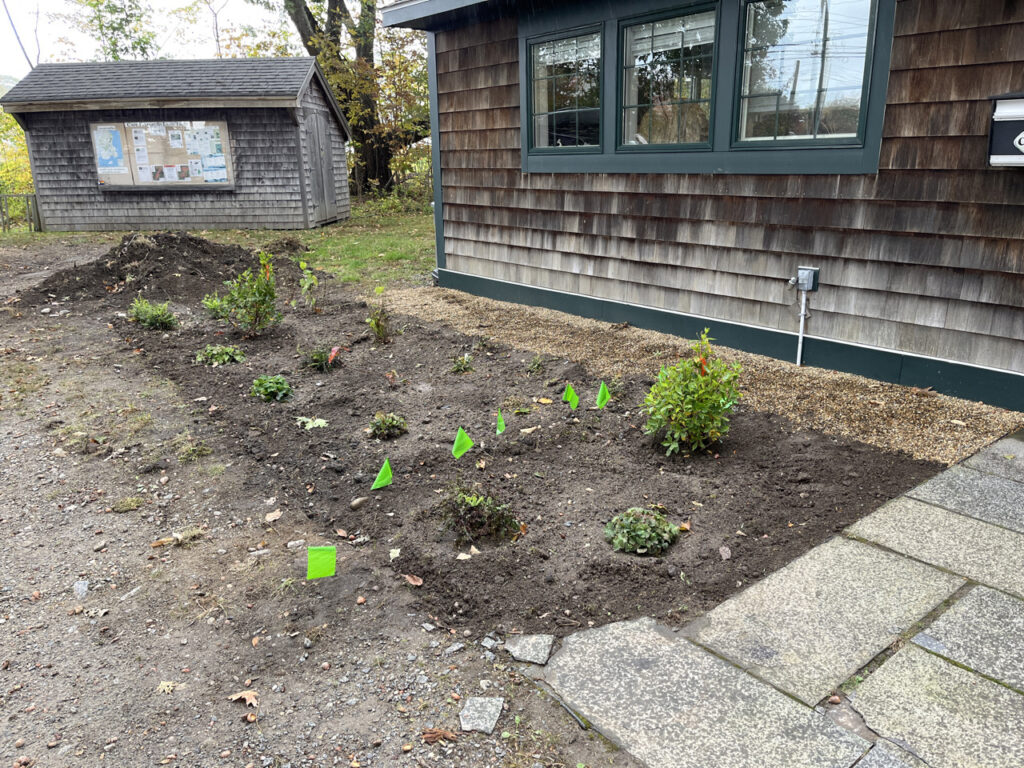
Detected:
[517,0,895,174]
[619,6,718,150]
[526,27,604,153]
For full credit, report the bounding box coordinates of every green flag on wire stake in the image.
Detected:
[596,381,611,409]
[371,459,393,490]
[496,409,506,435]
[452,427,474,459]
[306,546,336,580]
[563,383,580,410]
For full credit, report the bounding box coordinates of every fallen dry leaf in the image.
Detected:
[520,426,540,435]
[421,728,458,745]
[228,689,260,708]
[679,519,691,532]
[150,536,176,548]
[403,574,424,587]
[264,509,282,523]
[335,528,347,538]
[537,397,553,404]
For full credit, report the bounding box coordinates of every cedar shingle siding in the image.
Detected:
[433,4,1024,376]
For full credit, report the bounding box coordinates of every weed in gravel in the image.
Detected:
[643,329,742,456]
[439,481,518,544]
[366,286,393,344]
[369,412,408,440]
[526,353,545,375]
[172,526,205,547]
[604,507,680,556]
[303,345,342,372]
[174,431,212,462]
[451,352,474,374]
[251,374,292,402]
[195,344,245,366]
[129,297,178,330]
[473,336,497,352]
[111,496,145,513]
[202,251,282,336]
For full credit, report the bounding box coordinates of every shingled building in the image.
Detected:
[0,57,351,231]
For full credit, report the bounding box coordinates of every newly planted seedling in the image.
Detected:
[366,286,393,344]
[604,507,680,555]
[303,345,342,372]
[439,481,518,544]
[129,297,178,330]
[250,374,292,402]
[369,412,407,440]
[451,353,474,374]
[203,251,282,335]
[195,344,245,366]
[298,261,321,312]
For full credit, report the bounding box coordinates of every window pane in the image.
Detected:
[621,10,715,146]
[530,31,602,150]
[739,0,873,141]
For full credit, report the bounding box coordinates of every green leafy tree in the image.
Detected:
[0,107,32,196]
[248,0,428,195]
[60,0,157,61]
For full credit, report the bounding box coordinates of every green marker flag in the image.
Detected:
[306,546,336,580]
[452,427,474,459]
[496,409,506,435]
[371,458,393,490]
[596,381,611,409]
[563,383,580,411]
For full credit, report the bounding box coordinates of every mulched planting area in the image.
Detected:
[20,233,942,636]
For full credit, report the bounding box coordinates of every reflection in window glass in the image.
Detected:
[531,32,602,148]
[739,0,872,141]
[622,10,715,146]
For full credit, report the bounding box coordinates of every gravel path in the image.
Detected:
[385,286,1023,466]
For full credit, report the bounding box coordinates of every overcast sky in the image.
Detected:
[1,0,292,81]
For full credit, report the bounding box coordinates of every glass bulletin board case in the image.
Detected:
[90,120,234,189]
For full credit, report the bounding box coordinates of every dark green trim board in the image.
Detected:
[427,31,445,270]
[517,0,896,175]
[437,270,1024,412]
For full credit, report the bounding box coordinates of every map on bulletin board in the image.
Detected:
[92,120,233,187]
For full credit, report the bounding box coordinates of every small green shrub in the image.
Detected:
[250,374,292,402]
[642,329,742,456]
[195,344,245,366]
[451,352,474,374]
[366,286,392,344]
[526,354,545,375]
[604,507,680,556]
[298,261,321,311]
[129,297,178,330]
[368,411,407,440]
[303,345,341,373]
[439,482,518,544]
[202,251,282,335]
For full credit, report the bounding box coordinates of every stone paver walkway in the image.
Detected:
[523,430,1024,767]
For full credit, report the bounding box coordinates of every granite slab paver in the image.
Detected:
[912,586,1024,690]
[683,537,963,705]
[854,741,927,768]
[965,433,1024,484]
[459,697,504,734]
[906,464,1024,533]
[852,644,1024,768]
[504,633,555,665]
[847,497,1024,598]
[542,618,868,768]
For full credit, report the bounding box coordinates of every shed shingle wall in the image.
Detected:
[26,107,307,230]
[299,78,351,224]
[435,1,1024,375]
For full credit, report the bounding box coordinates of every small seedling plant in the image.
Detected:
[250,374,292,402]
[642,328,742,455]
[369,412,408,440]
[366,286,392,344]
[439,481,518,544]
[129,297,178,330]
[195,344,245,366]
[303,345,342,372]
[202,251,282,336]
[296,416,328,429]
[451,353,474,374]
[298,261,321,312]
[604,507,680,555]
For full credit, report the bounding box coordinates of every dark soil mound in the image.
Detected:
[19,232,305,306]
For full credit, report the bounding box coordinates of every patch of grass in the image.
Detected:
[0,360,49,407]
[200,463,226,477]
[111,496,145,513]
[129,297,178,330]
[173,431,212,463]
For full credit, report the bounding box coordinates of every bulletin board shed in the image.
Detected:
[0,57,351,231]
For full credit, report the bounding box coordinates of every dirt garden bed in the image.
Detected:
[16,233,948,636]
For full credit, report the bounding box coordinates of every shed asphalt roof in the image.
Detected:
[0,57,318,105]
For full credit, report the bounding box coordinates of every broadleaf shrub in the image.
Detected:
[604,507,680,556]
[250,374,292,402]
[439,482,518,544]
[642,329,741,455]
[202,251,282,335]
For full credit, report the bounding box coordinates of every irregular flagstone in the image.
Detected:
[683,537,962,705]
[965,432,1024,484]
[459,697,503,734]
[854,741,928,768]
[542,618,869,768]
[912,586,1024,691]
[851,644,1024,768]
[847,497,1024,599]
[906,464,1024,533]
[504,633,555,665]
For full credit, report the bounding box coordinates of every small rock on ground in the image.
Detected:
[459,697,504,735]
[504,634,555,665]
